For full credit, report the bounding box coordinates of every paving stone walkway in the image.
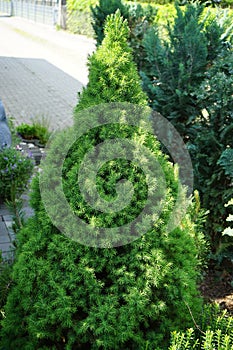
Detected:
[0,16,95,259]
[0,16,95,128]
[0,203,15,260]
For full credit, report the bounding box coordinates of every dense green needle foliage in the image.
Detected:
[190,49,233,252]
[91,0,157,69]
[75,10,148,110]
[1,11,205,349]
[91,0,127,46]
[141,3,232,142]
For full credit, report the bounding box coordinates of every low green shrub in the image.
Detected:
[0,147,34,202]
[16,123,37,140]
[16,118,51,146]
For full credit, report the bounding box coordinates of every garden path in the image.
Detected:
[0,16,95,127]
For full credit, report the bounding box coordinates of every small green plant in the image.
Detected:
[6,198,27,234]
[16,123,36,140]
[0,147,34,202]
[169,304,233,349]
[16,117,51,146]
[31,119,51,146]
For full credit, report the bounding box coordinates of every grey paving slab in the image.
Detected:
[1,244,15,261]
[4,218,15,238]
[2,215,13,222]
[0,221,11,241]
[0,242,14,250]
[0,56,82,128]
[0,16,95,129]
[0,235,11,244]
[0,205,10,216]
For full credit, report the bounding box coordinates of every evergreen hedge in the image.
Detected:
[141,3,233,258]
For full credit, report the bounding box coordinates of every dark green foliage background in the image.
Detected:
[190,50,233,251]
[141,3,233,258]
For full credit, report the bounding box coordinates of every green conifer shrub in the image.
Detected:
[75,10,148,111]
[141,3,232,142]
[91,0,157,70]
[0,260,13,333]
[91,0,127,46]
[190,49,233,254]
[125,3,157,71]
[141,3,233,261]
[1,12,205,349]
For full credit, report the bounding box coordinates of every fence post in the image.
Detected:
[43,0,45,23]
[57,0,62,27]
[10,0,14,15]
[53,0,58,25]
[34,0,36,21]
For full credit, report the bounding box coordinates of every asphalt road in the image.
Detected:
[0,16,95,128]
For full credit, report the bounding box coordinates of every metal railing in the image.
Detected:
[0,0,12,16]
[0,0,66,28]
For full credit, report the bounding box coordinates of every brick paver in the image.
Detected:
[0,209,15,260]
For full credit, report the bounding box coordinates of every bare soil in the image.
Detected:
[199,264,233,314]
